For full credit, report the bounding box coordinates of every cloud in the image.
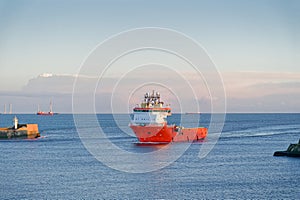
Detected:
[22,74,75,94]
[0,71,299,113]
[222,71,300,98]
[228,93,300,113]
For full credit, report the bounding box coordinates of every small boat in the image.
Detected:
[273,139,300,157]
[37,111,55,116]
[37,100,58,116]
[129,90,208,143]
[0,116,40,139]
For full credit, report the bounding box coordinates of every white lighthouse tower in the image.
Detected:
[13,116,18,129]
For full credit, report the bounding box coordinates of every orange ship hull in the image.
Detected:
[130,124,207,143]
[37,112,54,116]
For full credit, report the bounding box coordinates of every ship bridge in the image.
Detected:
[131,91,171,125]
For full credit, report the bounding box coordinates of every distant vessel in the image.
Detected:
[37,100,57,115]
[274,139,300,157]
[129,91,208,143]
[37,111,54,116]
[0,116,40,139]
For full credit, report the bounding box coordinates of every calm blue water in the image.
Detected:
[0,114,299,199]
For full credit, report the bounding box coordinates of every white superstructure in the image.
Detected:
[131,91,171,125]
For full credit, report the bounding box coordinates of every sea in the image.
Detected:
[0,113,299,199]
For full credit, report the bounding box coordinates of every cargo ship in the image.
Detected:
[0,116,40,139]
[129,91,208,143]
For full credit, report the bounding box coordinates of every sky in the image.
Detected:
[0,0,299,113]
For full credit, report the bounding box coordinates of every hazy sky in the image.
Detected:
[0,0,299,113]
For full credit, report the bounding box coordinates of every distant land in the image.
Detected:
[0,71,299,113]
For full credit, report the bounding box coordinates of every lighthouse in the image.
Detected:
[13,116,18,129]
